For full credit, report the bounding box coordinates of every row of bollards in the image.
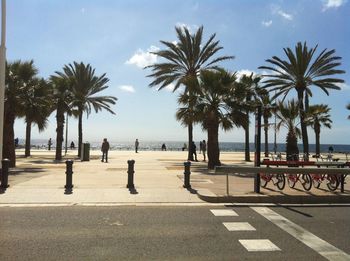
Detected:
[63,160,192,193]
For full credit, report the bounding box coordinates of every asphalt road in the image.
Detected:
[0,205,349,260]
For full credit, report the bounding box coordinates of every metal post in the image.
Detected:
[340,174,345,193]
[183,161,191,189]
[65,160,73,190]
[0,158,9,188]
[254,105,262,193]
[226,172,229,196]
[127,160,135,189]
[0,0,7,166]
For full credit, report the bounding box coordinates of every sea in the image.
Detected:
[19,139,350,153]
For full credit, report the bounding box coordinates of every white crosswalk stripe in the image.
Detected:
[239,239,281,252]
[223,222,256,231]
[210,209,238,216]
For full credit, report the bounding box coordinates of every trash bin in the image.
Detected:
[81,143,90,161]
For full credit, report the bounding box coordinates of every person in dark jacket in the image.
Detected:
[191,141,198,162]
[101,138,110,163]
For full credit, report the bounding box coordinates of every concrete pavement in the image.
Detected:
[0,150,349,205]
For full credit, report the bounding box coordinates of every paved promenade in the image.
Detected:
[0,150,349,205]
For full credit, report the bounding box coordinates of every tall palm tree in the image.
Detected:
[259,42,345,159]
[258,89,274,157]
[4,60,38,167]
[234,73,261,161]
[306,104,332,156]
[50,75,73,160]
[55,62,117,157]
[147,25,233,161]
[18,78,52,157]
[193,69,236,169]
[275,99,301,160]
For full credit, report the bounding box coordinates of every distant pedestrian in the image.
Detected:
[70,141,75,149]
[48,138,52,151]
[191,141,198,162]
[199,141,203,154]
[101,138,110,162]
[328,146,334,153]
[202,140,206,162]
[161,143,167,151]
[135,139,139,153]
[14,137,19,147]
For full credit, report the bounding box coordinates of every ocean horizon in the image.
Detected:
[17,139,350,153]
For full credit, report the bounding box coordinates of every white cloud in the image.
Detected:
[119,85,136,93]
[236,69,257,80]
[277,10,293,20]
[175,23,199,33]
[322,0,347,11]
[125,45,159,68]
[262,20,273,27]
[338,82,350,91]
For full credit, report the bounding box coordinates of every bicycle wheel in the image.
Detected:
[326,174,339,191]
[260,174,269,188]
[287,174,297,188]
[276,174,285,190]
[302,174,312,191]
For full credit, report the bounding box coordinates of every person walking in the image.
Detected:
[135,139,139,153]
[202,140,207,162]
[48,138,52,151]
[191,141,198,162]
[101,138,110,162]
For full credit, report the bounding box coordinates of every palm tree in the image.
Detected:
[234,73,261,161]
[147,25,233,161]
[193,69,236,169]
[306,104,332,156]
[259,42,345,159]
[18,78,52,157]
[4,60,38,167]
[258,89,274,157]
[55,62,117,156]
[275,99,301,160]
[50,75,73,160]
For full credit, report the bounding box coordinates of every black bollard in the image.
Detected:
[0,159,10,189]
[183,161,191,189]
[65,160,74,190]
[127,160,135,189]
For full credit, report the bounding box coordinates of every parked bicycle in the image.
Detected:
[260,173,286,190]
[287,173,312,191]
[310,173,343,191]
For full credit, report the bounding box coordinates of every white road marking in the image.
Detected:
[210,209,238,216]
[223,222,256,231]
[252,207,350,261]
[239,239,281,252]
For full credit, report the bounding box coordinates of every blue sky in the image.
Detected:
[7,0,350,144]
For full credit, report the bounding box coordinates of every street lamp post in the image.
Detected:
[0,0,6,166]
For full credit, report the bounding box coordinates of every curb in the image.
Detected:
[196,189,350,204]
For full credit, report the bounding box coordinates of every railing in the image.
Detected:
[215,165,350,194]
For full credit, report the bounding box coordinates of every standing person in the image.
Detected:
[199,141,203,154]
[48,138,52,151]
[202,140,207,162]
[101,138,110,162]
[70,141,75,149]
[135,139,139,153]
[191,141,198,162]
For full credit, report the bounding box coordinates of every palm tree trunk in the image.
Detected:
[298,91,309,160]
[78,112,83,157]
[25,120,32,157]
[3,103,16,167]
[207,118,220,169]
[187,123,194,161]
[315,123,321,156]
[244,112,250,161]
[55,105,65,161]
[264,115,269,157]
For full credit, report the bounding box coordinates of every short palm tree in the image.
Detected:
[147,25,233,161]
[306,104,332,156]
[259,42,345,159]
[234,73,261,161]
[4,60,38,167]
[50,75,73,160]
[275,99,301,160]
[18,78,53,157]
[55,62,117,156]
[193,69,236,169]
